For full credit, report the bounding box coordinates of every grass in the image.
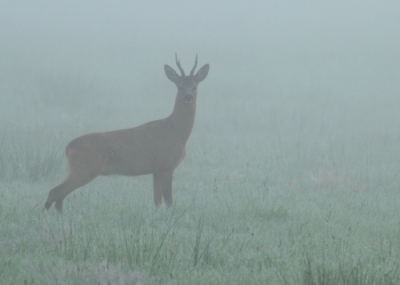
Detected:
[2,129,400,284]
[2,61,400,284]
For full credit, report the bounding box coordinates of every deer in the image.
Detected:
[44,54,209,212]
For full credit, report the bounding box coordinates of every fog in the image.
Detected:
[0,1,399,172]
[2,1,400,282]
[2,1,399,122]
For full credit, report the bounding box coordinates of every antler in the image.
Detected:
[175,53,185,76]
[189,54,198,77]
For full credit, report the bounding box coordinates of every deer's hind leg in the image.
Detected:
[44,171,97,212]
[44,142,106,212]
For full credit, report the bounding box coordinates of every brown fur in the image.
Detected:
[44,55,209,212]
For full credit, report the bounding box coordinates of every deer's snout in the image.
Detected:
[184,93,194,104]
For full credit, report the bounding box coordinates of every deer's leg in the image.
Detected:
[159,170,174,207]
[44,171,97,212]
[153,173,163,207]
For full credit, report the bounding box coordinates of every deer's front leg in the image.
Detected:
[153,173,163,207]
[158,170,174,207]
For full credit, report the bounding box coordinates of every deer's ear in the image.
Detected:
[194,64,209,83]
[164,65,180,83]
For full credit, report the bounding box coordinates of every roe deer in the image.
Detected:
[44,54,209,212]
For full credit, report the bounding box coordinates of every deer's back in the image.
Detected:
[66,119,186,177]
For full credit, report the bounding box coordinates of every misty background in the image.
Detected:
[2,2,400,282]
[1,1,400,184]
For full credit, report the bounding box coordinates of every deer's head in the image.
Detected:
[164,54,209,105]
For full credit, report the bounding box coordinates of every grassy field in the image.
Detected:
[2,1,400,283]
[2,55,400,285]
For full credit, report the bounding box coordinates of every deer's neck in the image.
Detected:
[168,97,196,143]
